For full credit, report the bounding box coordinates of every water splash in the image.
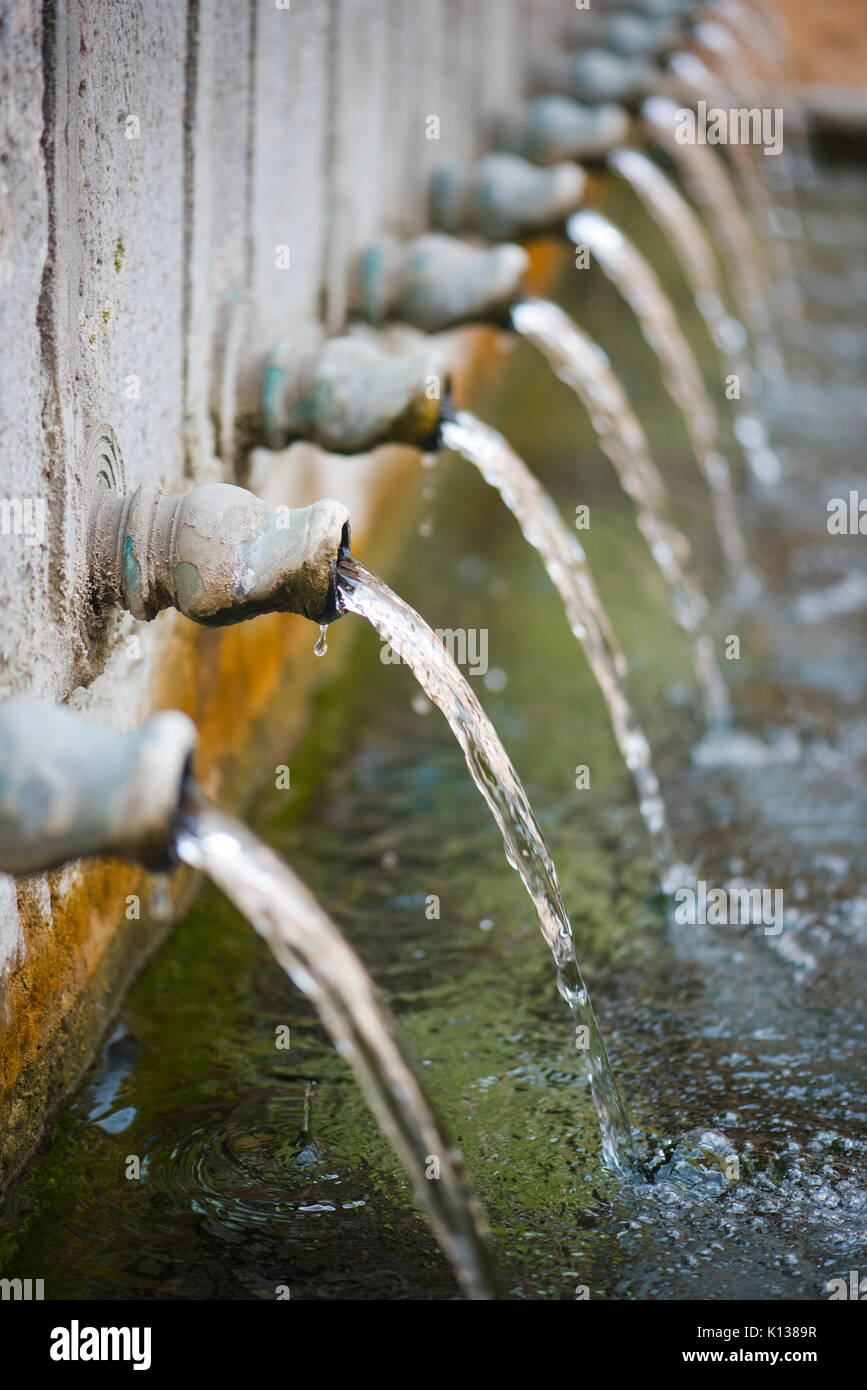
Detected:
[567,208,755,588]
[608,148,782,487]
[174,788,497,1300]
[439,409,682,878]
[641,95,786,383]
[511,297,731,725]
[337,553,638,1175]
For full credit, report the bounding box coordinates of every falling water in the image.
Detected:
[607,148,782,487]
[709,0,788,77]
[688,18,816,187]
[511,297,731,725]
[641,95,786,382]
[666,54,796,222]
[174,787,498,1300]
[663,52,804,292]
[567,208,754,586]
[436,409,681,880]
[337,553,638,1175]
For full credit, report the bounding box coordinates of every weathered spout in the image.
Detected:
[0,698,197,874]
[261,334,446,453]
[89,484,351,627]
[571,8,684,58]
[532,48,658,107]
[355,232,529,332]
[496,96,631,165]
[431,153,586,241]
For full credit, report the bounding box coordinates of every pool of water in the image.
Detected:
[1,158,865,1301]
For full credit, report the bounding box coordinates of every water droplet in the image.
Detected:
[148,881,173,921]
[314,624,328,657]
[483,667,507,692]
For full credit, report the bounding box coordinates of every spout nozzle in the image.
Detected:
[496,97,631,165]
[356,233,529,332]
[590,10,684,58]
[90,484,351,629]
[0,699,198,874]
[431,154,585,241]
[272,335,447,454]
[532,48,659,106]
[641,93,684,137]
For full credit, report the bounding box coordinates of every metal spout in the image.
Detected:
[89,483,351,627]
[431,154,585,241]
[532,48,658,107]
[355,232,529,332]
[0,698,198,874]
[496,96,631,165]
[573,9,683,58]
[688,20,738,61]
[262,334,446,453]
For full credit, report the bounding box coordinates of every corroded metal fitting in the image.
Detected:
[0,698,198,873]
[355,233,529,332]
[496,96,631,165]
[89,483,350,627]
[431,154,586,241]
[262,334,446,454]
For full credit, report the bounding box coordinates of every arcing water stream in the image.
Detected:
[436,413,680,882]
[567,209,753,587]
[337,553,637,1175]
[662,49,804,297]
[511,296,731,724]
[641,95,786,384]
[174,787,497,1299]
[606,148,782,488]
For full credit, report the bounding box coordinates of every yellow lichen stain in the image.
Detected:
[0,857,142,1106]
[583,169,607,211]
[523,236,571,296]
